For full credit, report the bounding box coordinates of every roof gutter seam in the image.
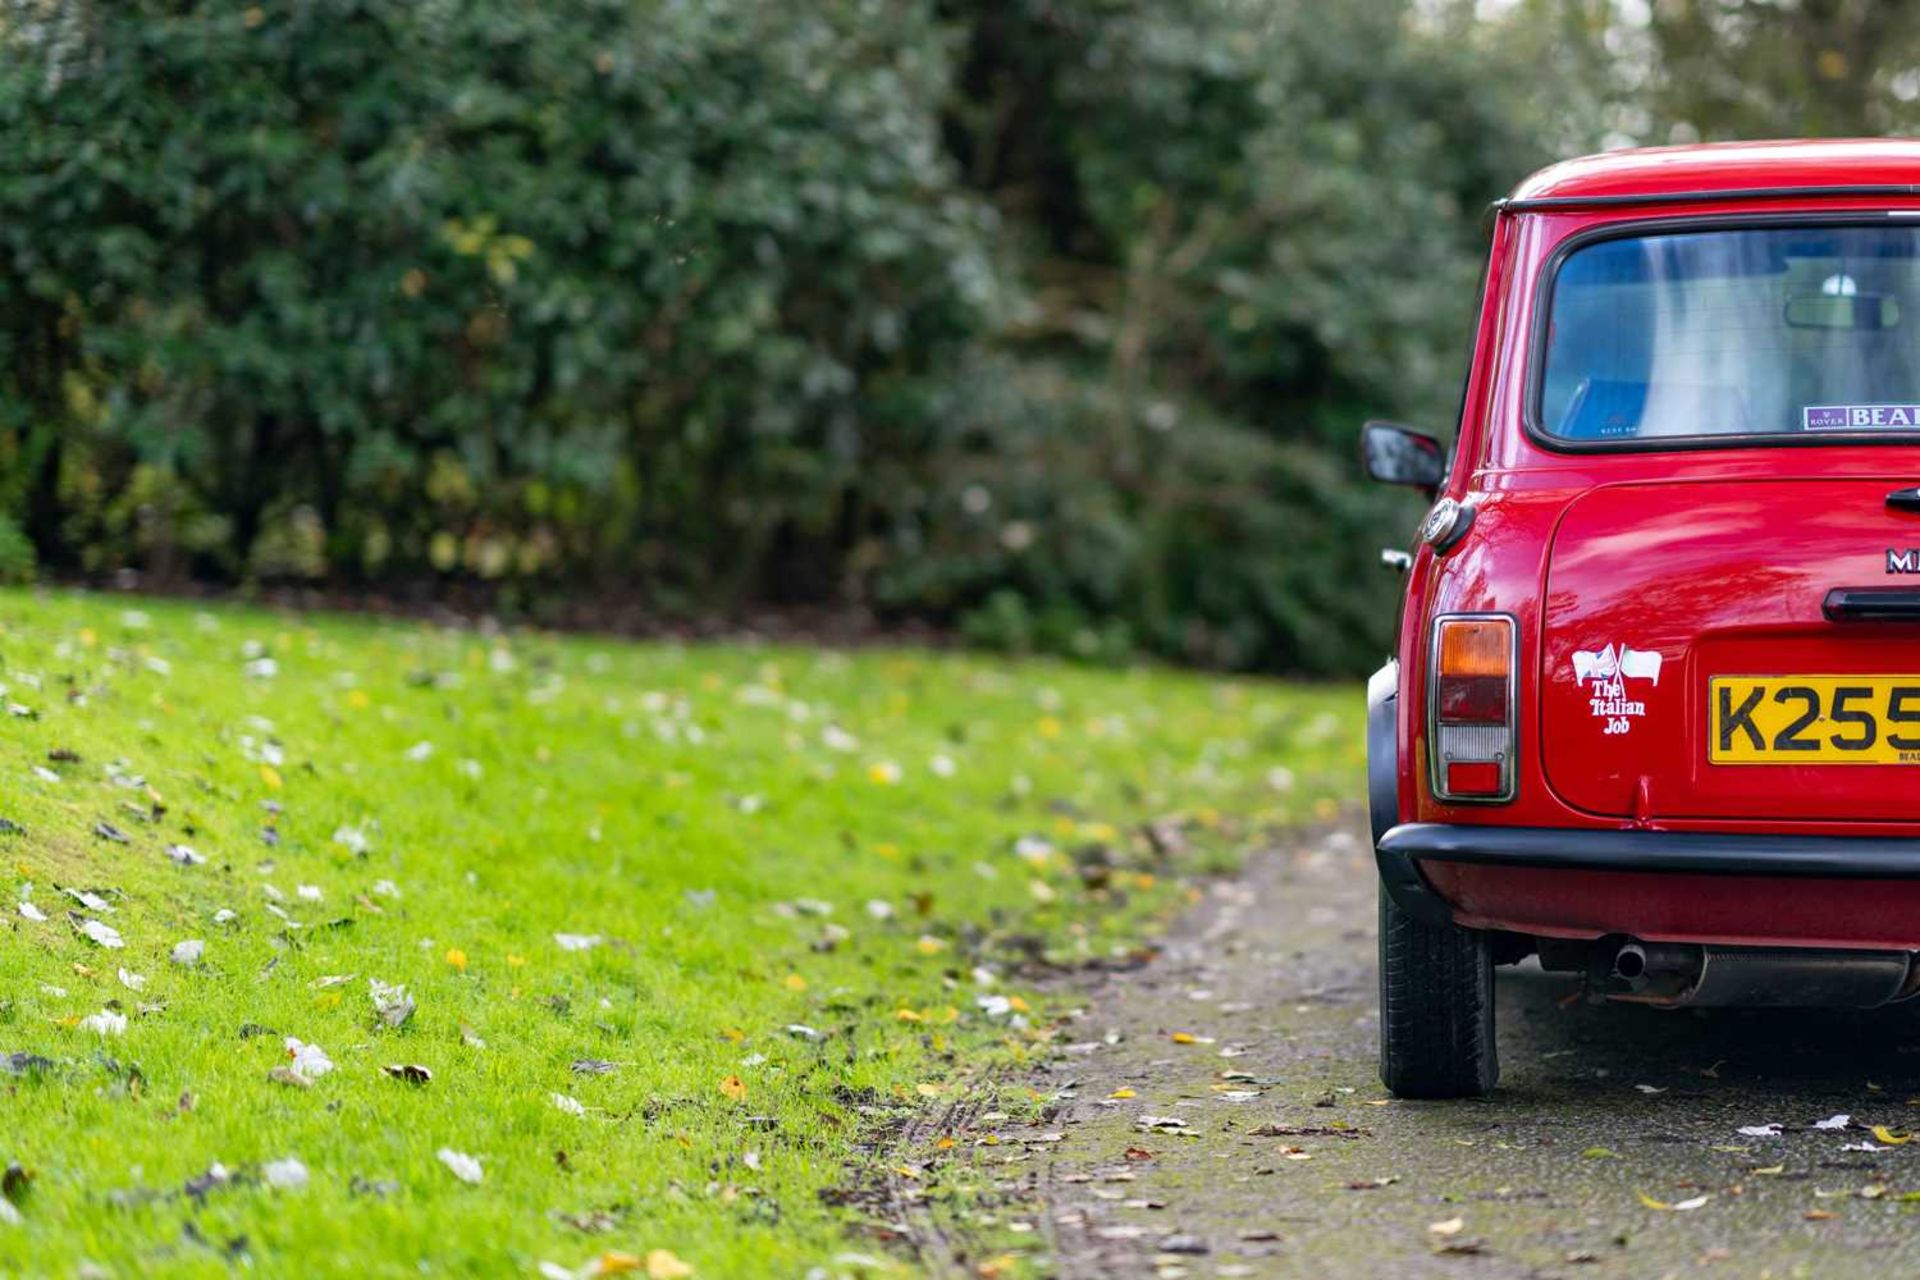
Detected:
[1494,183,1920,214]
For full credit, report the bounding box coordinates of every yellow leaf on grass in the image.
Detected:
[588,1253,643,1276]
[645,1251,694,1280]
[719,1075,747,1101]
[445,948,468,972]
[1871,1125,1911,1146]
[915,1083,943,1098]
[1110,1088,1136,1100]
[260,765,283,790]
[915,936,947,955]
[895,1008,923,1023]
[783,974,807,992]
[718,1027,745,1043]
[1170,1032,1197,1045]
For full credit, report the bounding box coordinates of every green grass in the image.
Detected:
[0,589,1360,1278]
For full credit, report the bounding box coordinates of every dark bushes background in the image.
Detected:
[0,1,1913,672]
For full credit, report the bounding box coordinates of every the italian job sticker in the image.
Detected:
[1572,642,1661,737]
[1804,404,1920,430]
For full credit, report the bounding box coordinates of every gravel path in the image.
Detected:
[1021,819,1920,1278]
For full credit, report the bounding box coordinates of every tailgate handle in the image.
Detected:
[1888,487,1920,512]
[1824,588,1920,621]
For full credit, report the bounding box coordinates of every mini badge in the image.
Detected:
[1572,643,1662,736]
[1804,404,1920,430]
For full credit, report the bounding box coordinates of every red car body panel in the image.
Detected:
[1389,139,1920,950]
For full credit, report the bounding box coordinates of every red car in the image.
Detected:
[1365,139,1920,1098]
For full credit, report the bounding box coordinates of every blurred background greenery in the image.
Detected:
[0,0,1915,673]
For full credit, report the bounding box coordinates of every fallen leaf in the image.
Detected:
[284,1037,334,1081]
[719,1075,747,1101]
[1870,1125,1911,1146]
[77,919,124,950]
[381,1064,433,1085]
[79,1009,127,1037]
[369,979,415,1029]
[1637,1191,1709,1212]
[646,1250,693,1280]
[262,1157,308,1190]
[1428,1217,1465,1237]
[437,1148,484,1185]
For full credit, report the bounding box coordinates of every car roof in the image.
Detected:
[1505,138,1920,209]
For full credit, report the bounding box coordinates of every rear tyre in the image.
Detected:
[1378,882,1498,1098]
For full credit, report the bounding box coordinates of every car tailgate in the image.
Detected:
[1541,477,1920,821]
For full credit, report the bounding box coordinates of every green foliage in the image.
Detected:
[0,512,34,583]
[19,0,1838,673]
[0,0,993,595]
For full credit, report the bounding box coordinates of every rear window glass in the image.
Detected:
[1538,225,1920,444]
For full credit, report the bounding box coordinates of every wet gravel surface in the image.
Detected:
[1026,820,1920,1279]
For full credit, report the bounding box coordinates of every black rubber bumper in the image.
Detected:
[1377,822,1920,926]
[1381,823,1920,877]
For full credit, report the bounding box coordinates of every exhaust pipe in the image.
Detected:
[1600,940,1915,1008]
[1610,942,1650,989]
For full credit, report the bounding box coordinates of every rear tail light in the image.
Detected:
[1430,615,1516,802]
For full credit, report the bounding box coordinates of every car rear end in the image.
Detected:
[1368,142,1920,1096]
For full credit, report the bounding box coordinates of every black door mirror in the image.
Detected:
[1360,420,1445,491]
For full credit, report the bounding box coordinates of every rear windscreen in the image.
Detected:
[1538,224,1920,444]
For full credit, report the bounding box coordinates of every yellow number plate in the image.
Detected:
[1710,676,1920,764]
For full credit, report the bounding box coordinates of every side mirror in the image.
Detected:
[1360,420,1445,491]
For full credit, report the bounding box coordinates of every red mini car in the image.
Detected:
[1365,139,1920,1098]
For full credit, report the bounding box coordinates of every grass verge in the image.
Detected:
[0,589,1359,1278]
